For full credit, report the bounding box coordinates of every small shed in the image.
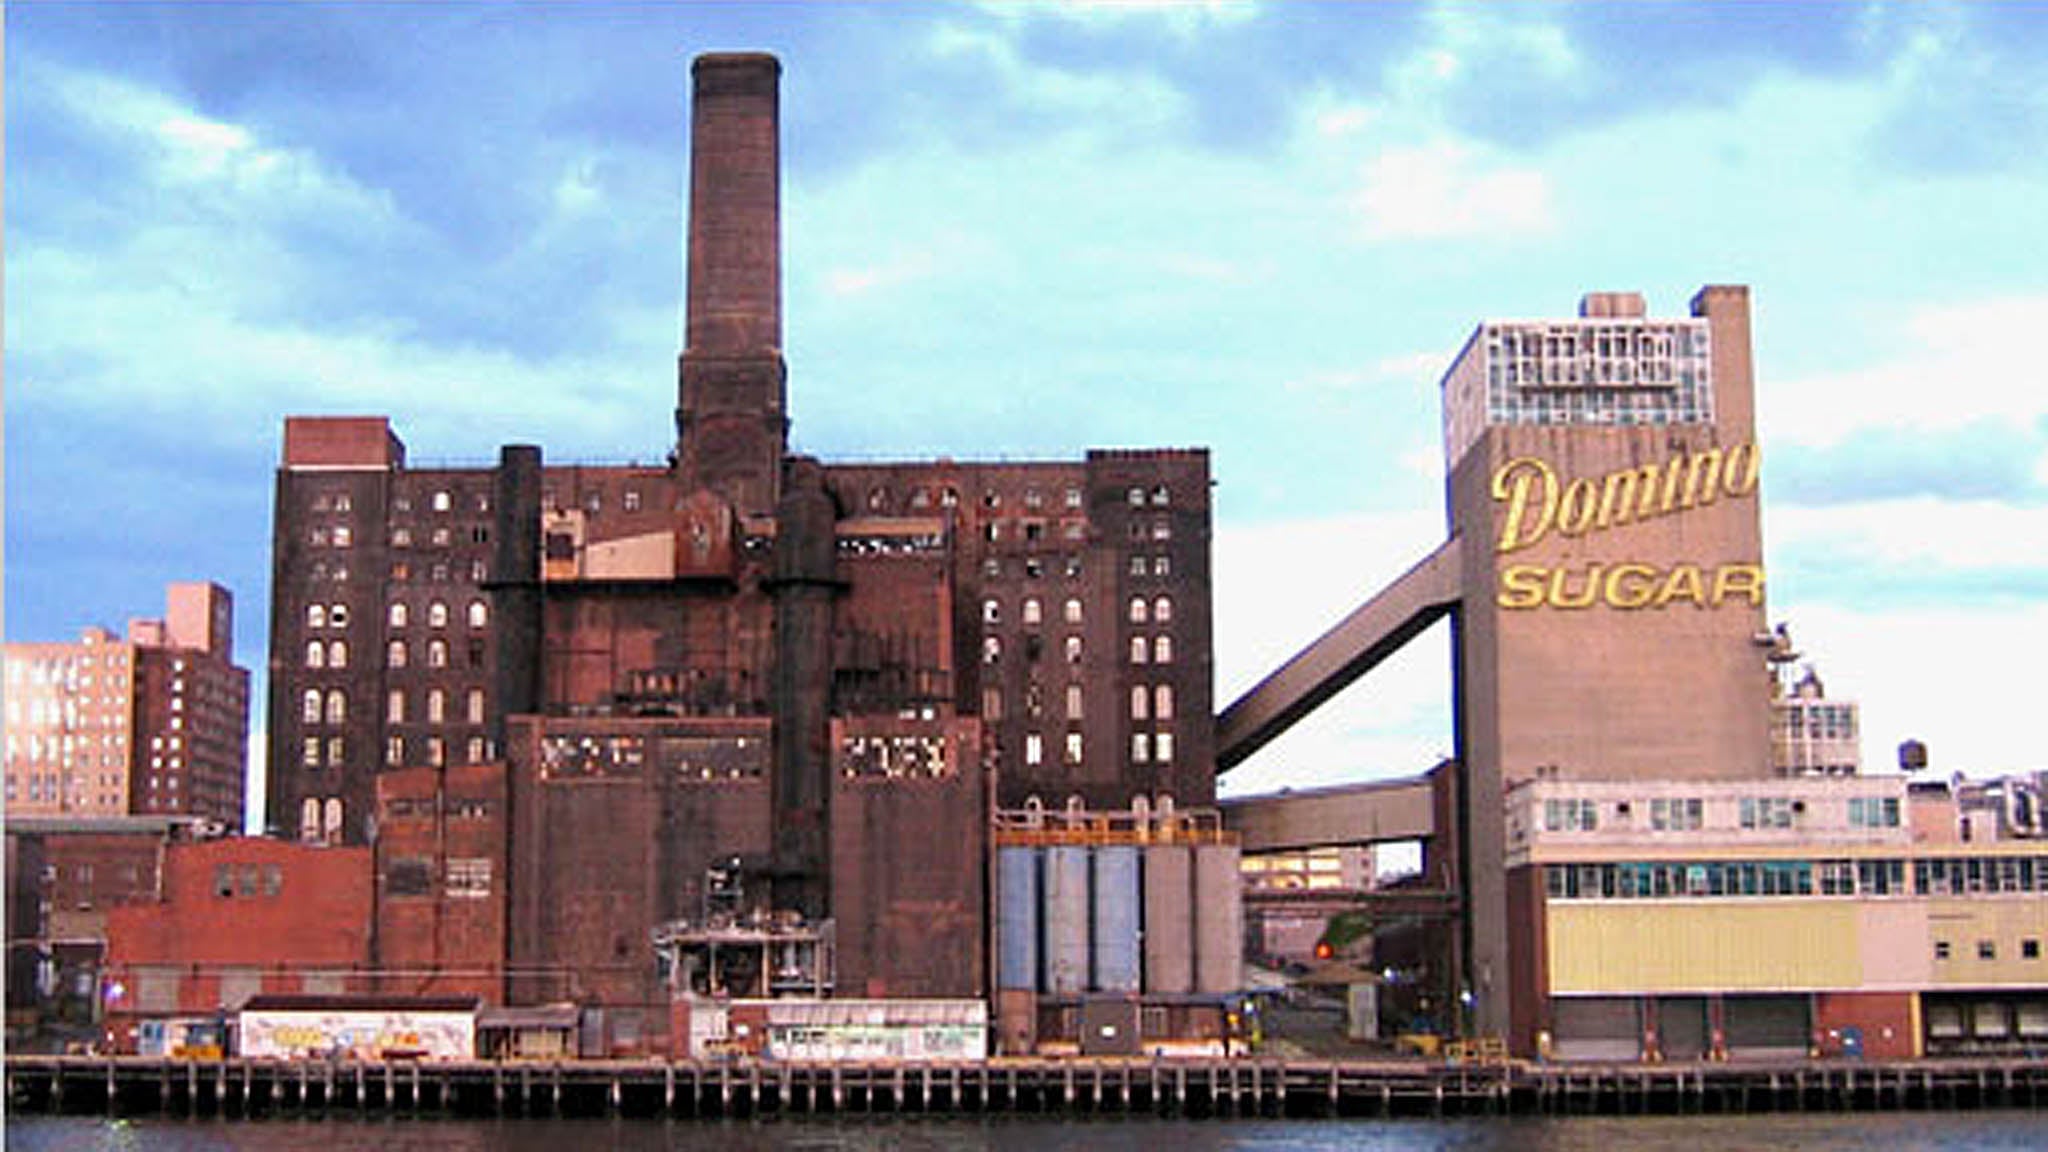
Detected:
[478,1004,580,1061]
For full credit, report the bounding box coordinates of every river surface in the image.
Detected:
[8,1114,2047,1151]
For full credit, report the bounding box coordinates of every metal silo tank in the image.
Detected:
[1142,843,1194,994]
[1192,842,1244,995]
[1091,845,1141,993]
[996,846,1040,992]
[1043,845,1092,995]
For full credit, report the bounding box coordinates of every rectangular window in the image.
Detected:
[1024,733,1043,766]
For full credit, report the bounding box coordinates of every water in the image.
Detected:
[7,1114,2047,1152]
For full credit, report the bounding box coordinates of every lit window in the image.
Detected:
[429,601,450,629]
[467,600,488,628]
[1153,556,1171,576]
[387,690,406,724]
[388,640,408,668]
[1154,597,1173,623]
[1130,637,1148,664]
[983,599,1001,625]
[386,736,404,766]
[1064,636,1083,663]
[1131,733,1151,763]
[1063,598,1083,624]
[427,640,448,668]
[1153,636,1173,664]
[427,689,446,724]
[432,490,452,513]
[1129,597,1148,623]
[323,798,343,841]
[1127,487,1145,506]
[1065,684,1084,719]
[467,689,485,725]
[983,636,1001,664]
[301,738,321,767]
[332,525,352,547]
[427,737,445,767]
[306,641,325,669]
[1150,485,1169,507]
[467,737,487,764]
[307,604,326,629]
[1131,685,1149,720]
[389,602,409,628]
[302,690,323,724]
[328,640,347,669]
[1155,685,1174,720]
[327,736,344,765]
[1064,733,1084,765]
[1022,598,1042,625]
[330,604,349,627]
[1064,487,1083,509]
[1025,733,1043,766]
[325,690,347,725]
[1156,732,1175,763]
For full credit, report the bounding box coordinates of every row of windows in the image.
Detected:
[1538,794,1903,832]
[298,686,488,727]
[388,600,488,629]
[311,489,482,516]
[982,555,1085,581]
[390,525,490,549]
[1934,939,2041,963]
[983,598,1086,626]
[386,560,489,584]
[1545,855,2048,900]
[386,734,494,767]
[305,634,493,671]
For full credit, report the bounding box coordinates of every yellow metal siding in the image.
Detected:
[1925,899,2048,986]
[1549,902,1860,993]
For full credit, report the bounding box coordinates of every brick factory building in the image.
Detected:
[263,54,1215,1018]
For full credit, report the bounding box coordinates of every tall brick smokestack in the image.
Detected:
[677,52,787,518]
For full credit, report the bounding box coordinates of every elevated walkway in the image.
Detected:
[1216,537,1463,773]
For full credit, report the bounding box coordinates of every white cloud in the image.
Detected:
[1350,141,1552,241]
[1773,600,2048,776]
[926,21,1189,131]
[1770,498,2048,573]
[973,0,1258,35]
[1763,294,2048,449]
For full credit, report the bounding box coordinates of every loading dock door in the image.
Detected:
[1551,996,1641,1062]
[1657,997,1709,1061]
[1724,995,1810,1060]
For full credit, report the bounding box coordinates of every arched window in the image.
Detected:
[428,601,450,629]
[1130,685,1149,720]
[322,798,343,842]
[1064,636,1083,663]
[466,689,486,725]
[1022,598,1042,626]
[1154,596,1173,624]
[387,690,406,724]
[306,641,325,669]
[388,602,408,628]
[1063,598,1083,624]
[1154,684,1174,720]
[426,737,445,767]
[467,736,487,764]
[1065,684,1084,719]
[982,599,1001,625]
[300,798,321,842]
[427,639,449,668]
[1128,596,1148,623]
[306,604,326,629]
[467,600,488,628]
[427,689,446,724]
[1129,636,1148,664]
[325,690,347,725]
[1154,635,1173,664]
[301,689,323,724]
[388,640,408,668]
[328,640,347,669]
[982,636,1002,664]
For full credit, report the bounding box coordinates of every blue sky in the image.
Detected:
[8,2,2048,805]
